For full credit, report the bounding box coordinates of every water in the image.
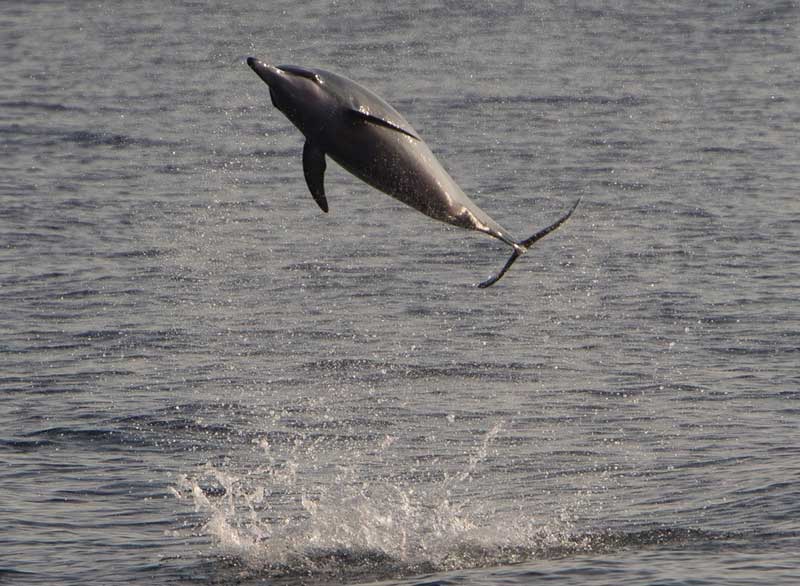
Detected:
[1,1,798,584]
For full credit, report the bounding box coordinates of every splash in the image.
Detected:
[173,423,587,582]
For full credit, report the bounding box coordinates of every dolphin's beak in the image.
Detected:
[247,57,281,83]
[247,57,282,86]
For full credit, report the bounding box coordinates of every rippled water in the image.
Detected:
[2,1,798,584]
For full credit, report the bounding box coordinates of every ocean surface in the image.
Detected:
[1,1,798,584]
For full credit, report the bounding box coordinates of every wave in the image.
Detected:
[0,100,86,113]
[463,94,644,107]
[59,130,175,148]
[0,124,180,149]
[191,519,738,586]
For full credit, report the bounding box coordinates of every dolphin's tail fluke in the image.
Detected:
[477,198,581,288]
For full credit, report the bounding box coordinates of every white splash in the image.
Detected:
[173,423,586,579]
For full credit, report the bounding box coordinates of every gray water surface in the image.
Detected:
[1,1,798,585]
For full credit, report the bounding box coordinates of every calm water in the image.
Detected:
[1,1,798,584]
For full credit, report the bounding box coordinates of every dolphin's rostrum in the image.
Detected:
[246,57,579,287]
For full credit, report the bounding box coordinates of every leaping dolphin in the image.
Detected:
[246,57,579,287]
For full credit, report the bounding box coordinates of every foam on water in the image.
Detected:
[173,424,594,581]
[169,418,749,585]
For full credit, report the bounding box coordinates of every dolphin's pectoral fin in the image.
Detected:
[302,140,329,213]
[477,198,581,288]
[346,108,420,141]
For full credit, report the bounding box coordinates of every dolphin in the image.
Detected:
[246,57,580,287]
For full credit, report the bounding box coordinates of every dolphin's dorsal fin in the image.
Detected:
[302,140,328,212]
[347,107,420,141]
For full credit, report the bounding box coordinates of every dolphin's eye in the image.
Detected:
[278,65,323,85]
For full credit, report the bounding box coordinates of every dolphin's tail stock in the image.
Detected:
[477,198,581,288]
